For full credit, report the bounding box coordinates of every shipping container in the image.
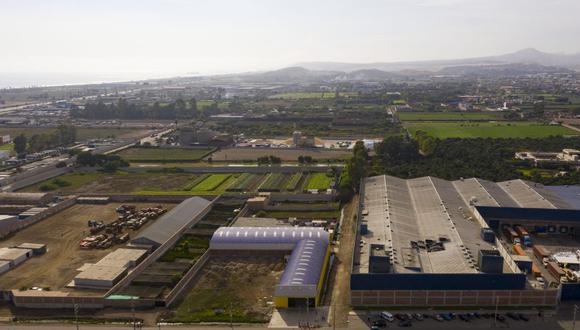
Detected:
[513,244,526,256]
[531,263,541,277]
[547,261,565,282]
[503,227,520,244]
[533,245,550,260]
[514,225,532,246]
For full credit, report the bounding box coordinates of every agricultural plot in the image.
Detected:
[397,111,504,121]
[191,174,232,191]
[210,147,351,162]
[258,173,288,192]
[116,147,215,162]
[226,173,263,192]
[284,172,304,192]
[304,173,335,191]
[404,121,580,139]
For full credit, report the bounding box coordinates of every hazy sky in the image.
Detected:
[1,0,580,76]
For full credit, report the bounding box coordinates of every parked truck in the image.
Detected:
[503,227,521,244]
[533,245,550,261]
[514,225,532,247]
[547,261,566,283]
[513,244,526,256]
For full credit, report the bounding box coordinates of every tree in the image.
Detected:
[13,134,27,155]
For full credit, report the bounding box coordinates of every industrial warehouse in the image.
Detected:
[209,227,331,308]
[353,175,580,307]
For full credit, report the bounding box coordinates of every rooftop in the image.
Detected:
[355,175,577,275]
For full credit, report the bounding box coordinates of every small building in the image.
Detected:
[0,260,10,275]
[74,265,128,288]
[0,247,33,268]
[16,243,47,255]
[0,192,53,206]
[131,197,212,249]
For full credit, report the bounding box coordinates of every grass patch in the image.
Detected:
[0,143,14,152]
[116,147,215,162]
[284,173,303,191]
[304,173,334,190]
[19,172,106,192]
[160,235,209,262]
[404,121,580,139]
[0,127,146,141]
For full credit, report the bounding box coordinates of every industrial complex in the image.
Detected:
[354,175,580,307]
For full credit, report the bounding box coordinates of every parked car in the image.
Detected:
[434,314,445,322]
[459,314,470,322]
[495,314,506,322]
[398,320,412,327]
[373,319,387,327]
[379,311,394,322]
[518,313,529,322]
[413,313,424,321]
[506,312,519,320]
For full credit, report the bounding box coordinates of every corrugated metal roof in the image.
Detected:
[210,227,329,288]
[131,197,211,248]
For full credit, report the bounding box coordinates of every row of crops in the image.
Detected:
[181,172,336,194]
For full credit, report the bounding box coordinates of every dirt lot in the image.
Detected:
[0,203,175,291]
[209,147,351,162]
[328,195,358,327]
[169,256,285,323]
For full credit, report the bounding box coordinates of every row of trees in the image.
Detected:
[72,98,199,119]
[13,124,77,155]
[338,141,369,202]
[374,135,580,184]
[75,151,129,172]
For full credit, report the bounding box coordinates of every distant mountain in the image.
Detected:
[295,48,580,72]
[242,66,340,82]
[438,63,574,77]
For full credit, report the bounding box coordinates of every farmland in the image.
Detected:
[20,170,337,195]
[116,147,215,162]
[404,121,580,139]
[210,147,351,162]
[304,173,335,190]
[268,92,357,99]
[0,127,150,141]
[397,111,504,121]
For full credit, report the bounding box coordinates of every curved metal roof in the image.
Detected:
[210,227,329,289]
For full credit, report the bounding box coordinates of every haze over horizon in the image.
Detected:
[1,0,580,85]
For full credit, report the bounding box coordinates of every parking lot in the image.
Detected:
[349,309,570,329]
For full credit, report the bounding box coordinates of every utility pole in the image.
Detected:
[573,304,578,330]
[332,302,336,330]
[229,301,234,330]
[494,296,499,328]
[131,296,136,330]
[74,303,79,330]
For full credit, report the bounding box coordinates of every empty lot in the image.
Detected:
[0,203,175,291]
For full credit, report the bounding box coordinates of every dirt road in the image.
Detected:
[328,195,359,328]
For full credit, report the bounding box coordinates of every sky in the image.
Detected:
[1,0,580,78]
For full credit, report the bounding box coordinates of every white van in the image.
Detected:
[379,311,394,322]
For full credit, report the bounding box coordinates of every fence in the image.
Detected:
[164,252,210,306]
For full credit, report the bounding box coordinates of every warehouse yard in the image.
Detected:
[0,203,175,291]
[169,256,284,323]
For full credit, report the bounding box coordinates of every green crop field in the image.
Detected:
[397,112,504,121]
[116,147,215,162]
[404,122,580,139]
[0,143,13,152]
[304,173,334,190]
[191,174,232,191]
[268,92,357,99]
